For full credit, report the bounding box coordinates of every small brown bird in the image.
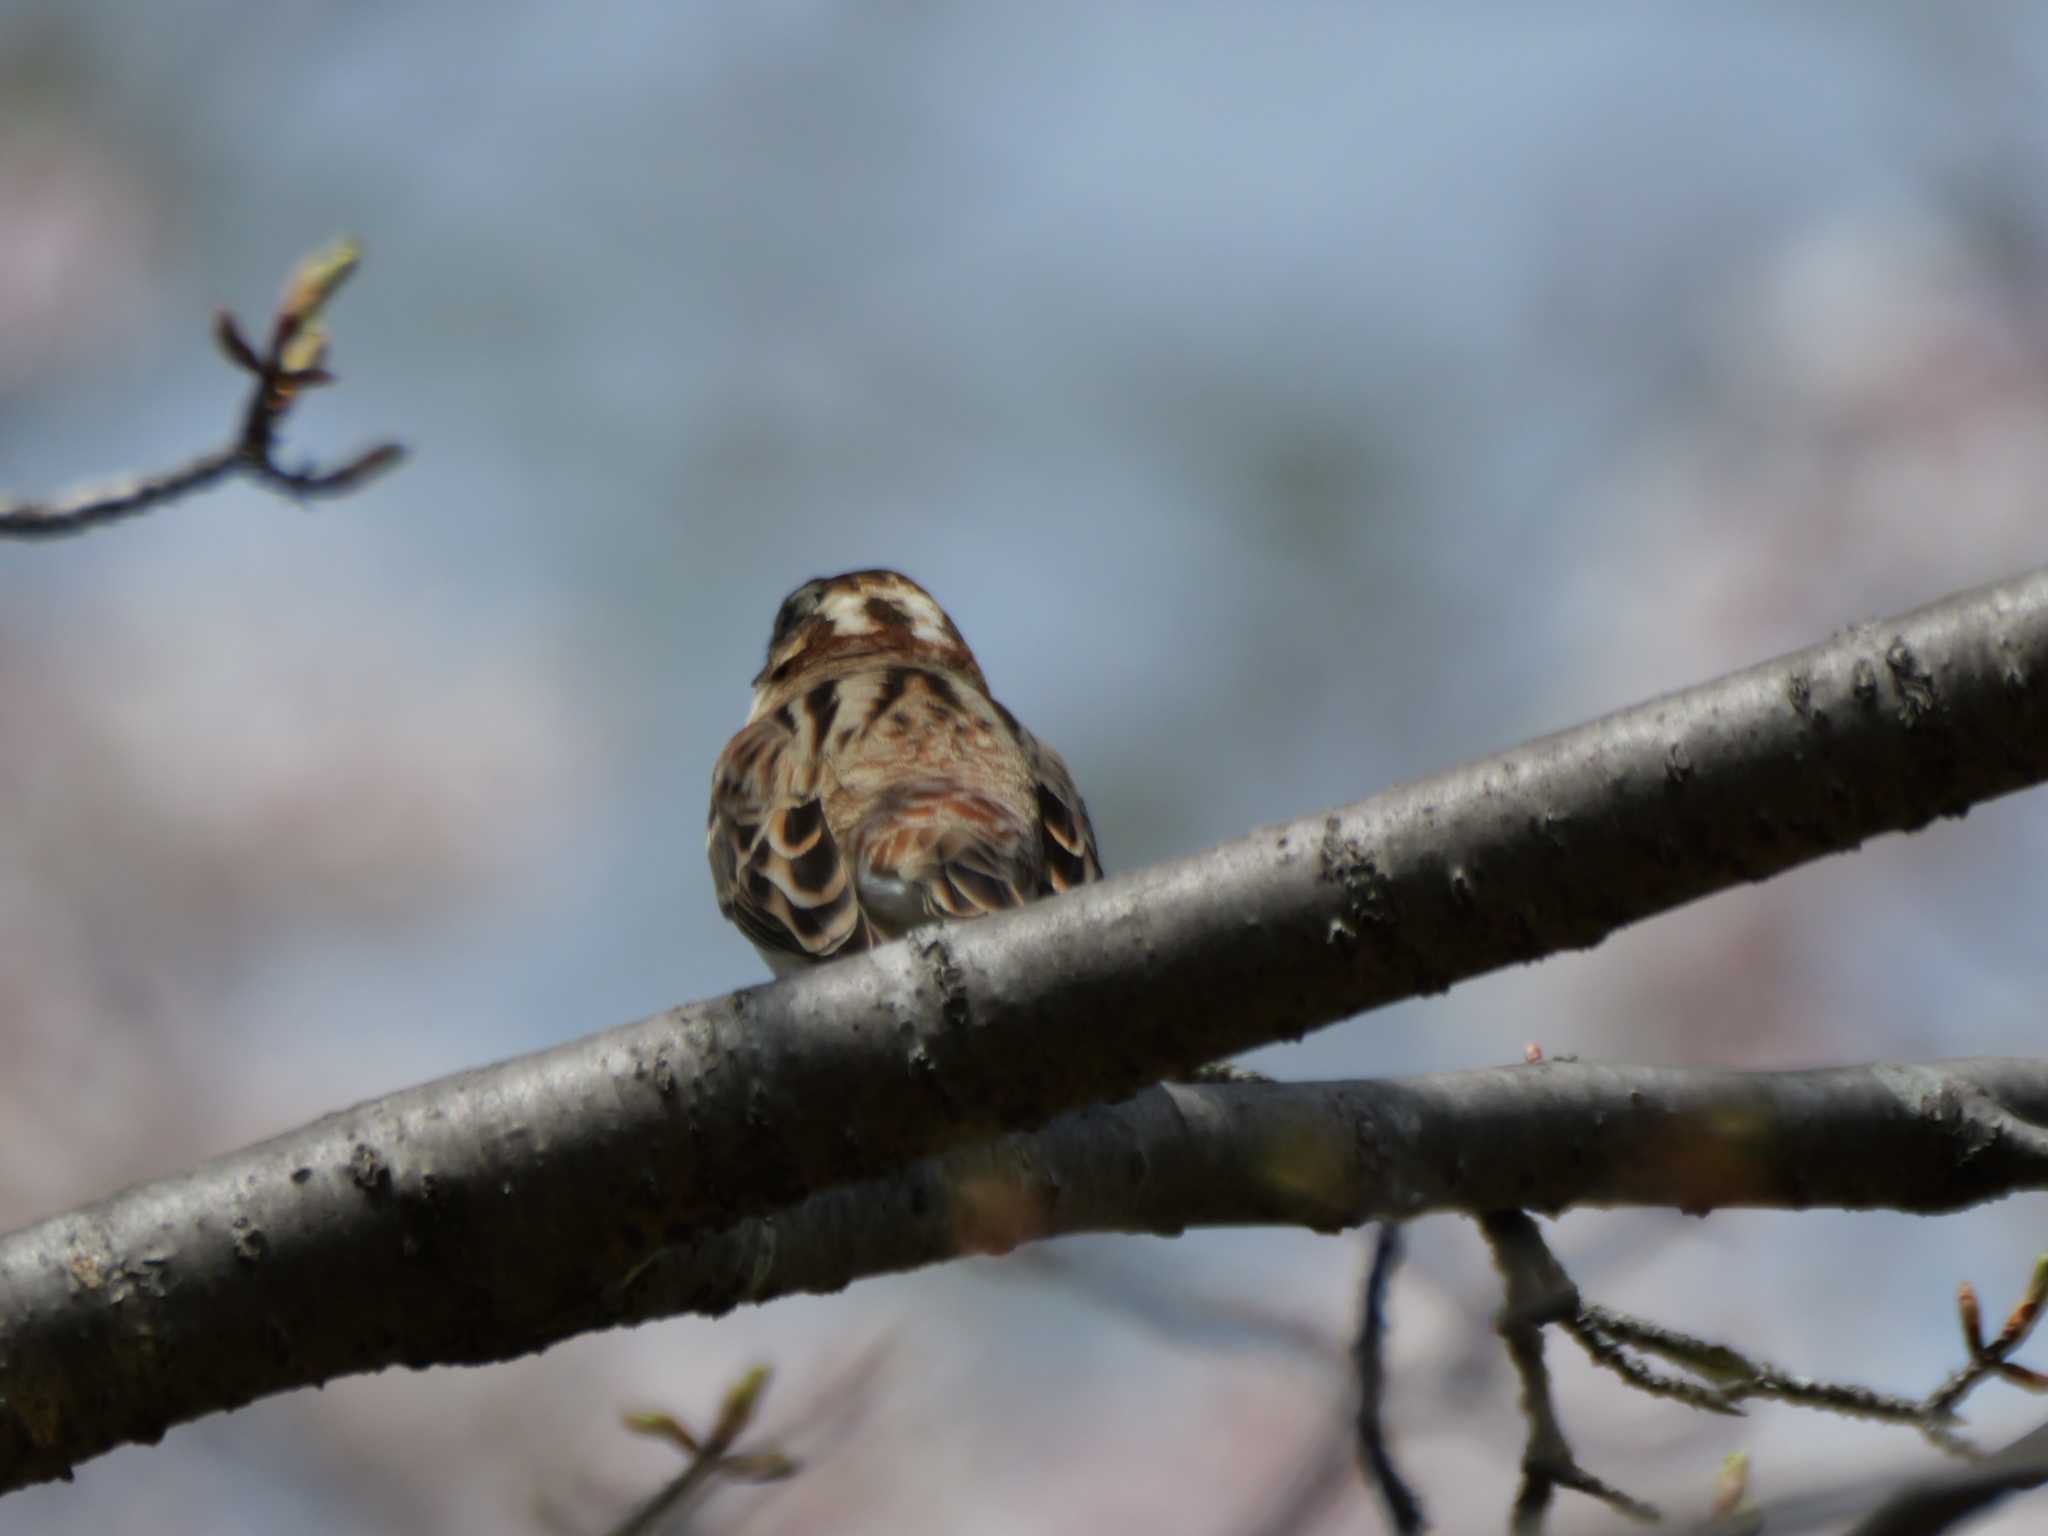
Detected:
[707,569,1102,974]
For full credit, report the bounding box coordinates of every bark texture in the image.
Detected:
[2,567,2046,1492]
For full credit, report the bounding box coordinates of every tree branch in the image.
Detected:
[1483,1210,1660,1529]
[3,564,2048,1490]
[1688,1414,2048,1536]
[1353,1225,1425,1533]
[8,1059,2048,1493]
[0,240,403,539]
[1839,1415,2048,1536]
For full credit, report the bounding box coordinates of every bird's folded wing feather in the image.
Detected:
[1024,734,1103,895]
[707,714,868,964]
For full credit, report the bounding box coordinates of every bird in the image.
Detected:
[707,568,1102,975]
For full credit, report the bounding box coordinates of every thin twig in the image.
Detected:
[1562,1253,2048,1465]
[608,1366,796,1536]
[1479,1211,1660,1532]
[1841,1415,2048,1536]
[1924,1254,2048,1427]
[1563,1316,1744,1416]
[1502,1244,2048,1528]
[0,239,403,540]
[1573,1306,1926,1426]
[1669,1420,2048,1536]
[1353,1224,1426,1532]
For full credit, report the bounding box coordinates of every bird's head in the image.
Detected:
[751,569,984,700]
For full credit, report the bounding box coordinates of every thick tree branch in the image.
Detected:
[0,240,402,539]
[615,1060,2048,1319]
[3,565,2048,1490]
[8,1060,2048,1493]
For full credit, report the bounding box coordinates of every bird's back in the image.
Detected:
[708,570,1101,975]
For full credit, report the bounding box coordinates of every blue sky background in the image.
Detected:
[5,5,2048,1531]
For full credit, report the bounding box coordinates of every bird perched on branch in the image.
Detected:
[707,569,1102,975]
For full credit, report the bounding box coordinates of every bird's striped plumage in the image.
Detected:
[708,570,1101,974]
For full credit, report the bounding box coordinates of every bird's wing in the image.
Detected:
[707,711,869,966]
[1023,732,1103,895]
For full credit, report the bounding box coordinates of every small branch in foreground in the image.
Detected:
[1926,1253,2048,1423]
[1475,1221,2048,1530]
[1565,1252,2048,1461]
[1572,1306,1928,1427]
[0,239,403,540]
[1352,1224,1425,1533]
[1840,1414,2048,1536]
[1480,1211,1659,1531]
[1709,1415,2048,1536]
[606,1365,796,1536]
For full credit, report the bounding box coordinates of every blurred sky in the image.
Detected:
[6,4,2048,1532]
